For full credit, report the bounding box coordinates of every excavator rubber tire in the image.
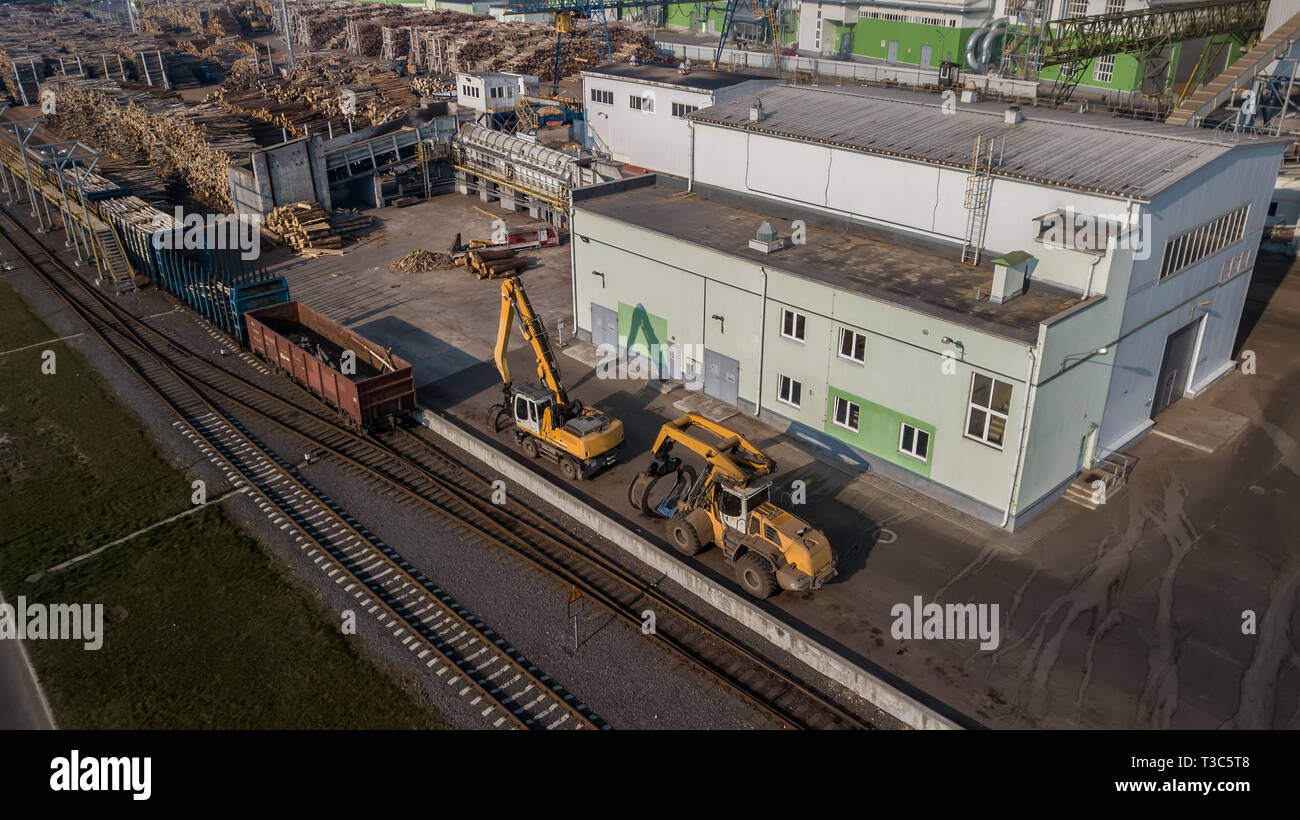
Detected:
[486,403,510,433]
[521,437,540,458]
[735,553,779,599]
[560,457,581,481]
[667,512,705,557]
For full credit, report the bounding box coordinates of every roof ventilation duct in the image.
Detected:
[750,99,765,122]
[749,220,784,253]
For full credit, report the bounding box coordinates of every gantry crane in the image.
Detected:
[627,413,836,599]
[992,0,1269,106]
[487,274,624,480]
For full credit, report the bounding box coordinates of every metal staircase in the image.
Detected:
[93,223,137,294]
[1167,11,1300,125]
[961,135,998,266]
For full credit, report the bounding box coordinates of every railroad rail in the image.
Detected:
[1,208,875,730]
[0,207,602,732]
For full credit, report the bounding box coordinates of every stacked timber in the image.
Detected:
[266,202,374,256]
[42,79,257,211]
[464,247,527,280]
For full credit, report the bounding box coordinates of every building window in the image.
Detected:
[780,309,806,342]
[1158,204,1250,280]
[965,373,1012,448]
[590,88,613,105]
[1093,55,1114,83]
[777,374,802,407]
[1067,0,1089,16]
[833,396,860,433]
[671,102,699,118]
[837,327,866,363]
[899,423,930,462]
[1105,0,1125,13]
[629,94,653,112]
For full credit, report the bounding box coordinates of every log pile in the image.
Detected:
[463,247,528,280]
[388,248,455,274]
[43,79,259,211]
[266,201,374,256]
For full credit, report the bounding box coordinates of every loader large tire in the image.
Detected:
[666,513,704,557]
[735,553,778,600]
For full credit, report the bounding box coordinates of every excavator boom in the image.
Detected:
[493,274,570,408]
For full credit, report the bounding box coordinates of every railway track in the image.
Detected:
[1,206,875,730]
[0,209,602,731]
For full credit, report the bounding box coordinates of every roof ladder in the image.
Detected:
[961,135,997,266]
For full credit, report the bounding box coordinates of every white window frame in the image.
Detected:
[629,94,653,112]
[776,374,802,408]
[671,102,699,118]
[1093,55,1115,83]
[590,88,613,105]
[1159,203,1251,280]
[780,309,806,342]
[898,423,930,462]
[832,395,860,433]
[964,373,1012,449]
[837,327,866,363]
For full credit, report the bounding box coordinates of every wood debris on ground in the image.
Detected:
[388,248,456,274]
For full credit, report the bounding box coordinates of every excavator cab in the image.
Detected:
[511,384,551,436]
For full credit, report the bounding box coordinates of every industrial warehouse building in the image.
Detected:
[568,84,1286,528]
[581,63,780,177]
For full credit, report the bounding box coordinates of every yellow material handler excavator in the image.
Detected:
[628,413,836,599]
[487,273,623,479]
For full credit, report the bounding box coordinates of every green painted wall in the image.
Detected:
[830,19,973,67]
[617,300,669,370]
[823,386,935,477]
[663,2,795,43]
[666,2,728,30]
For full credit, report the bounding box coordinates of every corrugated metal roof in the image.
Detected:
[687,85,1287,200]
[582,63,771,91]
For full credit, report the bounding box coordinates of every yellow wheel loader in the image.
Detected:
[628,413,836,599]
[486,274,623,479]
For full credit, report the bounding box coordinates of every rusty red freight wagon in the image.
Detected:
[245,301,416,431]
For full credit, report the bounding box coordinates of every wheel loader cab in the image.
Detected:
[714,481,772,534]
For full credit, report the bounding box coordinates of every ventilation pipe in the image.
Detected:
[965,18,995,71]
[980,17,1009,70]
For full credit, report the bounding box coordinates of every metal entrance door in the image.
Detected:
[887,41,899,64]
[920,45,932,68]
[590,303,617,351]
[1152,320,1200,417]
[703,349,740,406]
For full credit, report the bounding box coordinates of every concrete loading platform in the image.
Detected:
[261,192,1300,730]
